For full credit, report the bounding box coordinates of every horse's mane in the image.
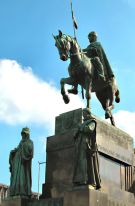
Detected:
[65,34,82,53]
[56,32,83,56]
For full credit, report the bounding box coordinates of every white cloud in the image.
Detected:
[0,59,135,142]
[0,59,84,131]
[114,110,135,140]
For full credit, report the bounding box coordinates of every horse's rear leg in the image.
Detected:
[96,92,115,126]
[106,108,115,126]
[105,99,113,118]
[105,99,115,126]
[110,115,115,126]
[85,78,91,109]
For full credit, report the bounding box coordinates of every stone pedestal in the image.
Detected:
[3,108,132,206]
[1,197,29,206]
[42,108,134,199]
[40,108,135,206]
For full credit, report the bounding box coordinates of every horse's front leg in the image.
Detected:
[60,78,66,95]
[60,77,76,104]
[85,78,92,109]
[60,78,70,104]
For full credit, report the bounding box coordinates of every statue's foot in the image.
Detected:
[96,185,101,190]
[88,185,95,190]
[88,184,101,190]
[68,88,78,95]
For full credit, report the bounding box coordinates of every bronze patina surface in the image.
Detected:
[53,31,120,126]
[73,108,101,190]
[9,127,34,197]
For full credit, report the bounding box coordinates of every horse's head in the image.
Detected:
[53,30,72,61]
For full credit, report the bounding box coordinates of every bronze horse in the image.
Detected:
[53,30,120,126]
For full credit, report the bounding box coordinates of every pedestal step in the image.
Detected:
[28,197,63,206]
[108,198,135,206]
[63,187,108,206]
[2,197,29,206]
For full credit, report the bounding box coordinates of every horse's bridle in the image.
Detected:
[55,34,87,59]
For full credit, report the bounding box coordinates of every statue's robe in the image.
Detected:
[9,138,33,196]
[83,41,114,80]
[73,119,101,189]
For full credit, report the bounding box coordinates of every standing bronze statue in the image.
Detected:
[53,30,120,126]
[73,108,101,190]
[9,127,34,197]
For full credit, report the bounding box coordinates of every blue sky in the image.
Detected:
[0,0,135,193]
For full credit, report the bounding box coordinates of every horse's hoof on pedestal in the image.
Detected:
[105,112,111,119]
[63,94,70,104]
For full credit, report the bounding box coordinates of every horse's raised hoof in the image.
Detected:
[115,95,120,103]
[115,90,120,103]
[68,88,78,95]
[63,94,70,104]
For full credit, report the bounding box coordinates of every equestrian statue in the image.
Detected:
[53,30,120,126]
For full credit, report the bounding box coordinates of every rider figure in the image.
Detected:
[68,31,115,94]
[84,31,114,81]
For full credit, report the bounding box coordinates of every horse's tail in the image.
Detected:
[115,89,120,103]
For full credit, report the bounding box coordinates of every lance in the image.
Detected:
[70,0,84,99]
[70,0,78,40]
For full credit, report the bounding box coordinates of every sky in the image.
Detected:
[0,0,135,194]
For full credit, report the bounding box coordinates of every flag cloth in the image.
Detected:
[72,11,78,29]
[70,0,78,30]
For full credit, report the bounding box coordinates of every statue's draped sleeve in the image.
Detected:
[21,140,33,161]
